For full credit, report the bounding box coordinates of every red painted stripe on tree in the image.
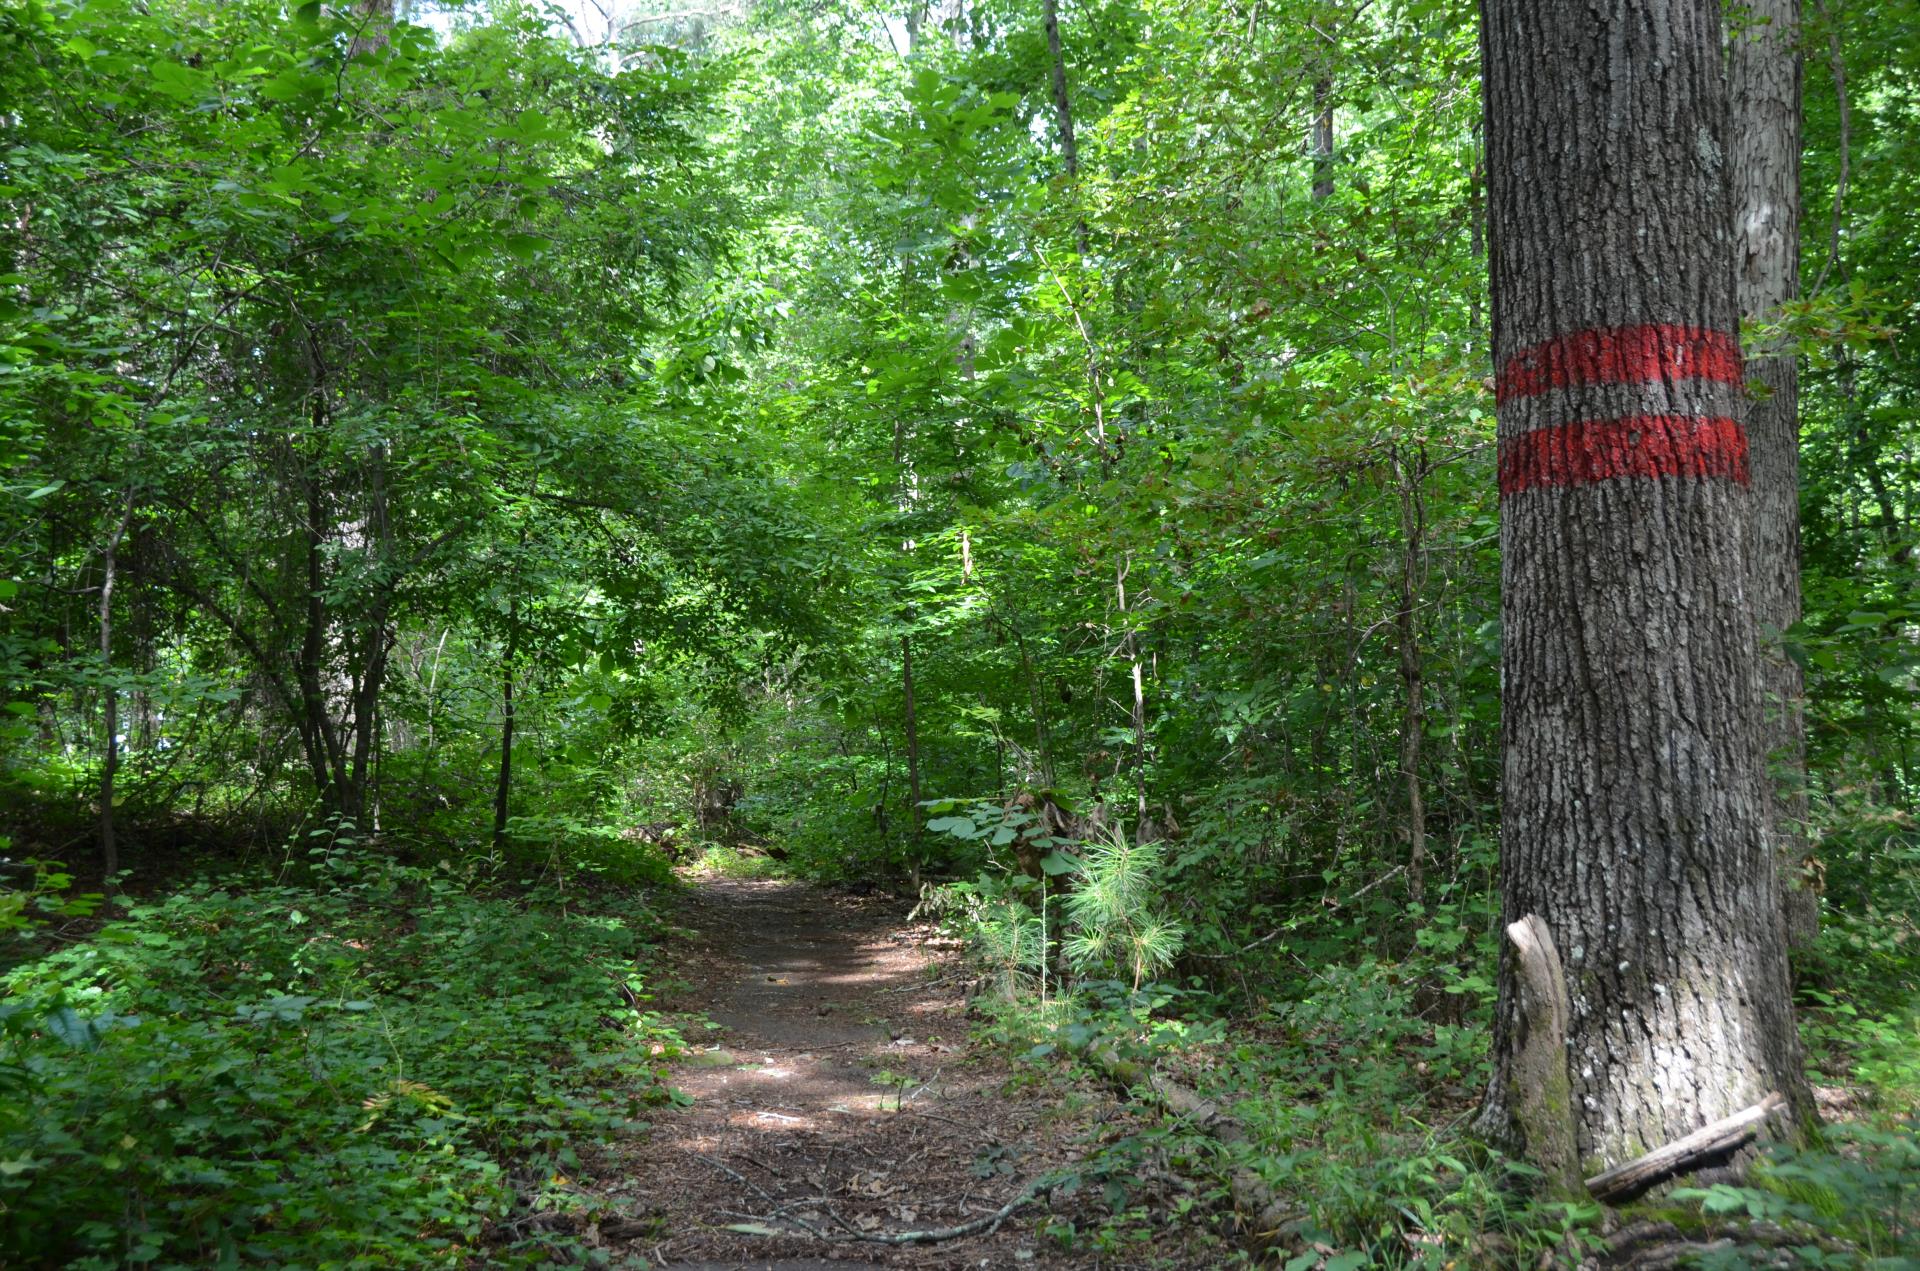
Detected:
[1498,415,1751,496]
[1496,324,1744,404]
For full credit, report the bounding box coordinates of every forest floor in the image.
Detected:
[589,874,1200,1270]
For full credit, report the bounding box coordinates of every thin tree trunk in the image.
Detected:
[296,405,348,814]
[1041,0,1108,471]
[97,492,134,882]
[1002,612,1056,789]
[299,471,335,803]
[1469,116,1485,335]
[1116,555,1149,836]
[1042,0,1081,188]
[344,445,394,826]
[1477,0,1807,1173]
[1394,446,1428,910]
[902,631,923,886]
[493,604,518,855]
[1312,76,1334,202]
[493,506,532,855]
[1731,0,1816,950]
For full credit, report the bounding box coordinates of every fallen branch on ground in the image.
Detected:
[905,1108,1003,1144]
[836,1173,1056,1245]
[1584,1094,1788,1203]
[698,1173,1060,1247]
[657,1148,1067,1248]
[1084,1043,1301,1245]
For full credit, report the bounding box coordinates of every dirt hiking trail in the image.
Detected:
[593,876,1153,1269]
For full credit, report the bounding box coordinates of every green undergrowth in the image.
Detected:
[1668,1120,1920,1268]
[690,841,784,879]
[959,955,1585,1267]
[0,840,685,1268]
[954,904,1920,1268]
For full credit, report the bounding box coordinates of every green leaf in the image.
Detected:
[504,234,551,263]
[44,1008,95,1050]
[1038,851,1081,876]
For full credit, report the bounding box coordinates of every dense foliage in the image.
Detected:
[2,0,1915,1264]
[2,846,679,1266]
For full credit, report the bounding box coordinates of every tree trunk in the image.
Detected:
[1469,116,1485,335]
[1041,0,1108,474]
[1311,76,1334,202]
[493,606,518,855]
[344,444,393,827]
[348,0,393,59]
[494,507,532,855]
[1731,0,1816,951]
[1477,0,1807,1175]
[97,492,134,882]
[1042,0,1080,186]
[296,417,350,817]
[997,606,1056,789]
[902,631,924,884]
[1117,555,1149,835]
[1394,446,1428,910]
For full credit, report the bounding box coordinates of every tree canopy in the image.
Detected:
[1,0,1915,1265]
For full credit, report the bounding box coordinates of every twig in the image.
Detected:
[693,1154,776,1205]
[879,972,959,993]
[905,1067,944,1104]
[835,1174,1056,1245]
[906,1109,1002,1144]
[710,1174,1059,1247]
[714,1207,836,1240]
[736,1152,786,1178]
[1198,865,1407,958]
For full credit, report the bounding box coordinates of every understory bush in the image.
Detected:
[1674,1121,1920,1268]
[0,843,682,1267]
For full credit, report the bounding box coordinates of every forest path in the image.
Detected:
[597,876,1115,1269]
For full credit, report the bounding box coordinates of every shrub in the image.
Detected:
[0,847,681,1267]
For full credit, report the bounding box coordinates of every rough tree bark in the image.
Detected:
[1477,0,1807,1175]
[1731,0,1816,950]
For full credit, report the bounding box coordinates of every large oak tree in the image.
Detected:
[1477,0,1807,1174]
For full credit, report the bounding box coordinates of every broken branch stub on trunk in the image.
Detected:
[1504,913,1581,1196]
